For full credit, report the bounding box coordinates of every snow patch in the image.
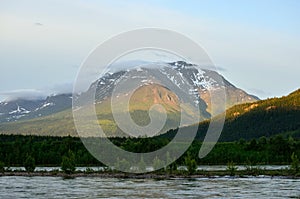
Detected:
[9,105,31,114]
[136,67,143,72]
[35,102,55,111]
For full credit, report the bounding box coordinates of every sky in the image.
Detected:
[0,0,300,100]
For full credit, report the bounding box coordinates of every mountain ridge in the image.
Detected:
[0,61,259,137]
[162,89,300,141]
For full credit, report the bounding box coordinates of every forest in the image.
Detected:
[0,134,299,168]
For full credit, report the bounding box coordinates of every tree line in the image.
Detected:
[0,134,299,168]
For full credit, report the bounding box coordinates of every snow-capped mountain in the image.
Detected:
[0,94,72,122]
[0,61,259,137]
[88,61,258,114]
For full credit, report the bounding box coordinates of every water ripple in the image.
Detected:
[0,176,299,199]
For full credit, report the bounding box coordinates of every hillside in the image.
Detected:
[0,61,258,137]
[221,89,300,140]
[0,84,199,137]
[1,88,299,140]
[163,89,300,141]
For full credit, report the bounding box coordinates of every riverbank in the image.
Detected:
[1,169,299,179]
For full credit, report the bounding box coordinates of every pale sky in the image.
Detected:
[1,0,300,100]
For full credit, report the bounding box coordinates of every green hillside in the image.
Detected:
[0,84,201,137]
[1,87,299,141]
[220,89,300,140]
[163,89,300,141]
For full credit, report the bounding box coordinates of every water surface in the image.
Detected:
[0,176,299,198]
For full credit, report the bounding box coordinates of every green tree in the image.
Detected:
[152,156,165,171]
[0,161,5,173]
[166,152,177,173]
[257,136,267,150]
[138,157,146,172]
[185,152,197,175]
[290,152,299,174]
[115,158,131,172]
[271,135,289,156]
[61,150,76,174]
[247,139,257,150]
[24,155,35,172]
[226,161,237,176]
[238,138,246,145]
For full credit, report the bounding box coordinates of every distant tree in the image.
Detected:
[166,152,177,173]
[138,157,146,172]
[287,136,296,151]
[185,152,197,175]
[152,156,165,171]
[247,139,257,150]
[61,150,76,174]
[290,152,299,174]
[258,136,267,145]
[271,135,289,156]
[0,161,5,173]
[238,138,246,146]
[24,155,35,172]
[257,136,267,150]
[115,157,131,172]
[226,161,237,176]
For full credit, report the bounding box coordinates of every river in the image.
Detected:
[6,165,291,172]
[0,176,299,198]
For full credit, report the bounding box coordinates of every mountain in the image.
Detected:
[89,61,258,110]
[162,89,300,141]
[0,94,72,123]
[0,61,258,136]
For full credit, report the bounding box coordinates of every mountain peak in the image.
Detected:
[0,61,259,137]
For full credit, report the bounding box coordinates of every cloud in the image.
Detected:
[47,82,73,94]
[0,89,48,101]
[34,22,43,26]
[0,82,74,101]
[215,66,227,72]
